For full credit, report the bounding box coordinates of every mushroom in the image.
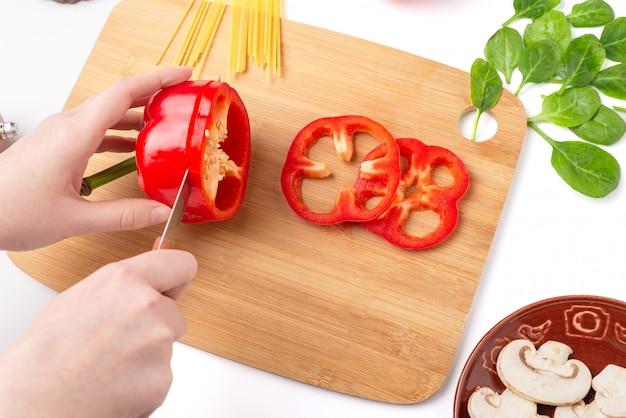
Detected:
[554,400,608,418]
[496,339,592,406]
[592,364,626,417]
[467,386,548,418]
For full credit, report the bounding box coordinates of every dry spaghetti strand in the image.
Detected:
[221,0,283,78]
[173,0,209,66]
[192,0,227,79]
[156,0,196,65]
[270,0,281,76]
[159,0,282,79]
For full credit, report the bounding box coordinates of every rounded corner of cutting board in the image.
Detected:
[7,250,64,293]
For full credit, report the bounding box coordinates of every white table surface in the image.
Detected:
[2,0,626,416]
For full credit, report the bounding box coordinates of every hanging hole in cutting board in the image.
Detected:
[300,132,381,213]
[458,107,498,143]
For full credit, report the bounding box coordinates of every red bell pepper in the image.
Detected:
[280,115,401,225]
[354,138,469,250]
[136,80,251,223]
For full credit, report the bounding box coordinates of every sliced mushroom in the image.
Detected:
[496,339,592,406]
[592,364,626,417]
[554,400,609,418]
[467,386,548,418]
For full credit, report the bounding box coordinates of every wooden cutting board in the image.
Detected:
[9,0,527,404]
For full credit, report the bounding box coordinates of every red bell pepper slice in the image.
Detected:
[280,116,401,225]
[136,80,251,223]
[355,138,469,250]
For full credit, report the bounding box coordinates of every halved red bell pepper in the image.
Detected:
[280,115,401,225]
[136,80,251,223]
[355,138,469,250]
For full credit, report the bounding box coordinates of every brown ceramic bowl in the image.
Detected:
[454,295,626,417]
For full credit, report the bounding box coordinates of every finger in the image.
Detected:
[95,136,137,153]
[120,250,198,300]
[74,67,192,146]
[62,94,95,116]
[73,198,172,234]
[61,67,191,159]
[64,94,146,118]
[110,109,145,131]
[60,90,148,119]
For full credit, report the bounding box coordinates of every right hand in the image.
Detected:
[0,249,198,418]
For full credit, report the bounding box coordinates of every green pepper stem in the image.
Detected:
[80,156,137,196]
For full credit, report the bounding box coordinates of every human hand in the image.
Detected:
[0,249,198,418]
[0,67,193,251]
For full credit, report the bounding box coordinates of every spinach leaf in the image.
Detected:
[528,86,601,127]
[601,16,626,62]
[503,0,561,26]
[516,39,561,95]
[550,140,620,198]
[556,34,605,91]
[469,58,503,141]
[524,10,571,52]
[592,62,626,99]
[529,121,620,198]
[485,27,524,84]
[470,0,625,198]
[570,104,626,145]
[567,0,615,27]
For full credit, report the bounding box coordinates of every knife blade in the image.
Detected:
[156,168,190,250]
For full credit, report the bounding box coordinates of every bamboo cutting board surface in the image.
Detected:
[9,0,527,404]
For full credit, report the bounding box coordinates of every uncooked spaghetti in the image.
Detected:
[158,0,281,79]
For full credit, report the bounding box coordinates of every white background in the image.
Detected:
[2,0,626,416]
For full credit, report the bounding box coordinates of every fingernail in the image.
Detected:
[151,205,171,225]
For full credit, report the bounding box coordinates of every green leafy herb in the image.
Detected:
[556,34,605,91]
[503,0,561,26]
[529,121,621,198]
[524,10,571,52]
[592,62,626,99]
[528,86,601,127]
[485,27,524,84]
[470,0,625,198]
[516,39,561,95]
[600,16,626,61]
[567,0,615,27]
[469,58,503,141]
[570,105,626,145]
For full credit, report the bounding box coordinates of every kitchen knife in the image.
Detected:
[156,168,190,250]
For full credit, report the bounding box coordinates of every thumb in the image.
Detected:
[77,198,171,233]
[119,249,197,299]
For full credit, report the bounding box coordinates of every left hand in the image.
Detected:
[0,67,193,251]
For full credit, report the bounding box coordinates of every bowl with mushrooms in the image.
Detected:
[454,295,626,418]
